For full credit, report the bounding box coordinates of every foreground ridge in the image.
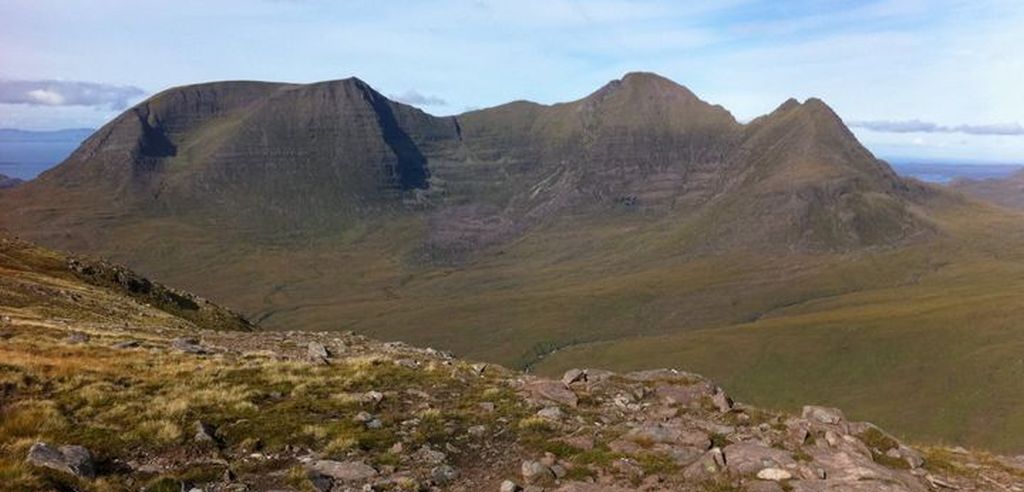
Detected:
[1,239,1023,491]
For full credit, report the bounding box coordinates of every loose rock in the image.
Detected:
[25,442,95,479]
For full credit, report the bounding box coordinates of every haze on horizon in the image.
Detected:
[1,0,1022,164]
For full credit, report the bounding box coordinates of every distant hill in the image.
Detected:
[951,168,1024,209]
[0,173,23,189]
[4,73,1024,452]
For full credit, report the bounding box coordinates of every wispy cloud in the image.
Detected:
[0,80,146,110]
[850,119,1024,136]
[389,89,448,107]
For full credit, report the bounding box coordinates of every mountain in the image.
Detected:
[2,237,1022,491]
[951,168,1024,209]
[4,73,1024,452]
[0,173,23,189]
[0,72,933,251]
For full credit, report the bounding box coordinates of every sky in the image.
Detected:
[1,0,1023,163]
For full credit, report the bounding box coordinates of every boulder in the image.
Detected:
[524,380,578,407]
[655,381,717,407]
[802,406,846,425]
[308,460,377,482]
[172,337,210,354]
[624,423,711,448]
[722,443,795,475]
[521,460,556,485]
[682,447,725,480]
[711,388,733,412]
[26,442,95,479]
[561,369,587,386]
[500,480,521,492]
[431,465,459,485]
[193,420,218,443]
[113,339,139,349]
[757,468,793,481]
[307,341,330,364]
[65,332,90,344]
[536,406,564,421]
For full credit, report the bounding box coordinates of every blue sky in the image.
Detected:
[1,0,1023,163]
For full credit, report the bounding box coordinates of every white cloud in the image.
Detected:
[389,89,448,107]
[0,80,146,109]
[849,120,1024,136]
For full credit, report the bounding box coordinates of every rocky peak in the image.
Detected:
[577,72,737,131]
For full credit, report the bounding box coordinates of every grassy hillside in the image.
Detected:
[3,237,1023,492]
[25,191,1024,453]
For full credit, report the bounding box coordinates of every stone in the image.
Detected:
[307,341,330,364]
[479,402,496,413]
[747,481,785,492]
[521,460,556,485]
[655,381,717,407]
[363,390,384,406]
[536,406,564,421]
[802,405,846,425]
[525,380,578,407]
[558,435,594,451]
[431,464,459,485]
[472,363,488,375]
[308,460,377,482]
[898,445,925,469]
[757,468,793,481]
[307,471,333,492]
[26,442,95,478]
[711,388,733,412]
[682,448,725,480]
[624,423,711,448]
[468,425,487,437]
[561,369,587,386]
[415,446,447,465]
[172,337,209,354]
[722,443,796,475]
[194,420,218,443]
[65,332,90,344]
[500,480,521,492]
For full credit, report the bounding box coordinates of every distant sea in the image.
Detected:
[0,128,94,180]
[1,129,1022,185]
[888,161,1024,184]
